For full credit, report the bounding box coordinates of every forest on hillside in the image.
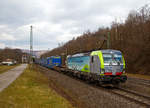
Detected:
[42,5,150,75]
[0,48,23,63]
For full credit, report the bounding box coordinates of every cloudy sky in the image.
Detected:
[0,0,149,50]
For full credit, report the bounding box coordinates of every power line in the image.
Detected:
[34,27,52,36]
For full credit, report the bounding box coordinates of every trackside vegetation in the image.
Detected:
[0,65,19,74]
[42,5,150,76]
[0,65,74,108]
[127,73,150,80]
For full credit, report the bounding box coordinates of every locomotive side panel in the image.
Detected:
[66,56,90,72]
[90,55,101,74]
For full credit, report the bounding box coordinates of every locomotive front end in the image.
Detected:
[101,50,127,84]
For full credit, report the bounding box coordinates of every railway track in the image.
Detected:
[39,65,150,107]
[91,84,150,107]
[110,87,150,107]
[63,71,150,107]
[64,71,150,107]
[128,77,150,87]
[81,79,150,107]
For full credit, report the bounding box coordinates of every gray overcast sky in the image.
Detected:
[0,0,149,50]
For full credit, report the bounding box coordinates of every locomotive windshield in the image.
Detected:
[103,53,123,64]
[114,54,123,63]
[103,54,113,63]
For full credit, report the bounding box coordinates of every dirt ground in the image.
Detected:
[36,65,145,108]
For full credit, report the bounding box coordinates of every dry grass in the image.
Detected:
[127,73,150,80]
[0,65,74,108]
[0,64,19,74]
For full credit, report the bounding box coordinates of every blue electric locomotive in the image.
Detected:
[46,56,62,68]
[38,56,62,68]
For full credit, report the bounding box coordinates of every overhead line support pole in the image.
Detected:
[107,32,110,49]
[30,25,33,64]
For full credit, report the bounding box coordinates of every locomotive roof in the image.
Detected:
[47,56,61,59]
[100,49,122,54]
[67,52,90,58]
[67,49,122,58]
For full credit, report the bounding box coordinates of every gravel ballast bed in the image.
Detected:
[38,66,144,108]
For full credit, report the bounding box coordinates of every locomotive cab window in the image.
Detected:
[102,53,113,64]
[114,54,123,63]
[91,56,94,63]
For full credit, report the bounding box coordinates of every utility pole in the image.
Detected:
[30,25,33,64]
[107,32,110,49]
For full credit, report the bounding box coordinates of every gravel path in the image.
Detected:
[38,66,145,108]
[0,64,27,92]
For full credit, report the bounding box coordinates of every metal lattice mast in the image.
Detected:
[30,25,33,63]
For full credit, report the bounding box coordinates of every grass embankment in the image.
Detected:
[0,64,19,74]
[127,73,150,80]
[0,65,74,108]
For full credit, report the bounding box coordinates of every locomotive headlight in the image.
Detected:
[122,69,125,74]
[101,69,105,74]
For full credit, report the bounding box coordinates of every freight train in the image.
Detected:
[35,49,127,85]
